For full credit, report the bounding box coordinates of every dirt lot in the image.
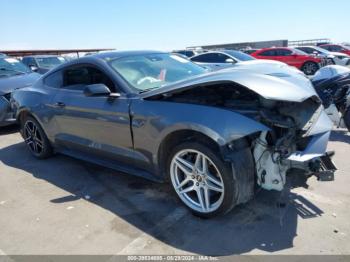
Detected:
[0,126,349,256]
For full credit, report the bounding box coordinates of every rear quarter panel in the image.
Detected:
[12,80,59,141]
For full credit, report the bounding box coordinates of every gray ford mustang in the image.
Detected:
[11,51,336,217]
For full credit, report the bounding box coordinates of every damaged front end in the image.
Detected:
[143,69,337,192]
[253,97,337,191]
[0,93,16,127]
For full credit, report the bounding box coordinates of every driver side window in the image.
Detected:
[62,66,116,92]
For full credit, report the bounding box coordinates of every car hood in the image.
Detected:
[142,69,318,103]
[0,72,40,95]
[312,65,350,82]
[329,51,350,58]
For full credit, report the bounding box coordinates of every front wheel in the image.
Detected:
[167,142,239,218]
[302,61,319,75]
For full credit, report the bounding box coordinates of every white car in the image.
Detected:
[296,46,350,67]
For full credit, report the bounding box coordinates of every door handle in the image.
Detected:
[54,102,66,108]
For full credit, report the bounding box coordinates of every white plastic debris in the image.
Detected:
[66,206,74,210]
[84,195,91,200]
[332,213,337,218]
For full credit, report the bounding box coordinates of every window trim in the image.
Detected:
[44,63,118,92]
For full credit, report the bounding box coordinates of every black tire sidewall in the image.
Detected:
[302,61,319,75]
[166,141,238,218]
[21,116,52,159]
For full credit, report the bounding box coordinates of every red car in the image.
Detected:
[251,47,322,75]
[319,44,350,56]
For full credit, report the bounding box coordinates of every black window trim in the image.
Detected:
[44,63,119,93]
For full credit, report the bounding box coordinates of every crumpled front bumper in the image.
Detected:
[288,109,337,180]
[0,95,16,127]
[288,110,333,162]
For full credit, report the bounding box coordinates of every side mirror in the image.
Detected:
[84,84,113,97]
[29,65,38,72]
[225,58,235,63]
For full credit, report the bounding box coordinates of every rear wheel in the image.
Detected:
[21,116,53,159]
[302,61,319,75]
[167,142,245,218]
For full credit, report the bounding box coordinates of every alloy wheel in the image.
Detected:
[170,149,225,213]
[304,62,318,75]
[23,120,44,155]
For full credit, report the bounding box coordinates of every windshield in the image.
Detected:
[312,46,329,54]
[36,57,65,69]
[109,53,206,91]
[291,48,309,55]
[0,57,31,77]
[223,50,255,61]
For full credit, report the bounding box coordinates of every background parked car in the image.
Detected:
[190,50,257,70]
[241,49,259,55]
[251,47,323,75]
[295,46,350,66]
[0,56,40,126]
[22,55,66,74]
[319,44,350,56]
[173,50,197,58]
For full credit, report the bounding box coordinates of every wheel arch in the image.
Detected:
[157,129,222,181]
[156,127,258,181]
[16,109,48,138]
[302,60,319,68]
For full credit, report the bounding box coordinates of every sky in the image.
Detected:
[1,0,350,51]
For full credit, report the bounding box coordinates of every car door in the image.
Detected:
[254,49,277,61]
[191,53,233,70]
[51,64,134,166]
[274,48,295,66]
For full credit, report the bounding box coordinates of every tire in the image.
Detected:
[21,116,53,159]
[344,107,350,132]
[166,141,253,218]
[302,61,319,76]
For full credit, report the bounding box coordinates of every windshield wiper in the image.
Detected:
[0,68,26,75]
[139,87,159,93]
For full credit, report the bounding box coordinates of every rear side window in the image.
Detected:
[191,53,230,63]
[44,71,63,88]
[298,47,313,54]
[62,66,116,92]
[275,49,293,56]
[331,45,342,52]
[258,50,276,56]
[320,45,331,51]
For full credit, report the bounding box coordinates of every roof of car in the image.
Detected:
[260,47,291,50]
[93,50,166,60]
[23,55,62,58]
[320,44,338,46]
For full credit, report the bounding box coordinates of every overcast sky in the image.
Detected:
[2,0,349,51]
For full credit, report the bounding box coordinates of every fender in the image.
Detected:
[130,99,269,168]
